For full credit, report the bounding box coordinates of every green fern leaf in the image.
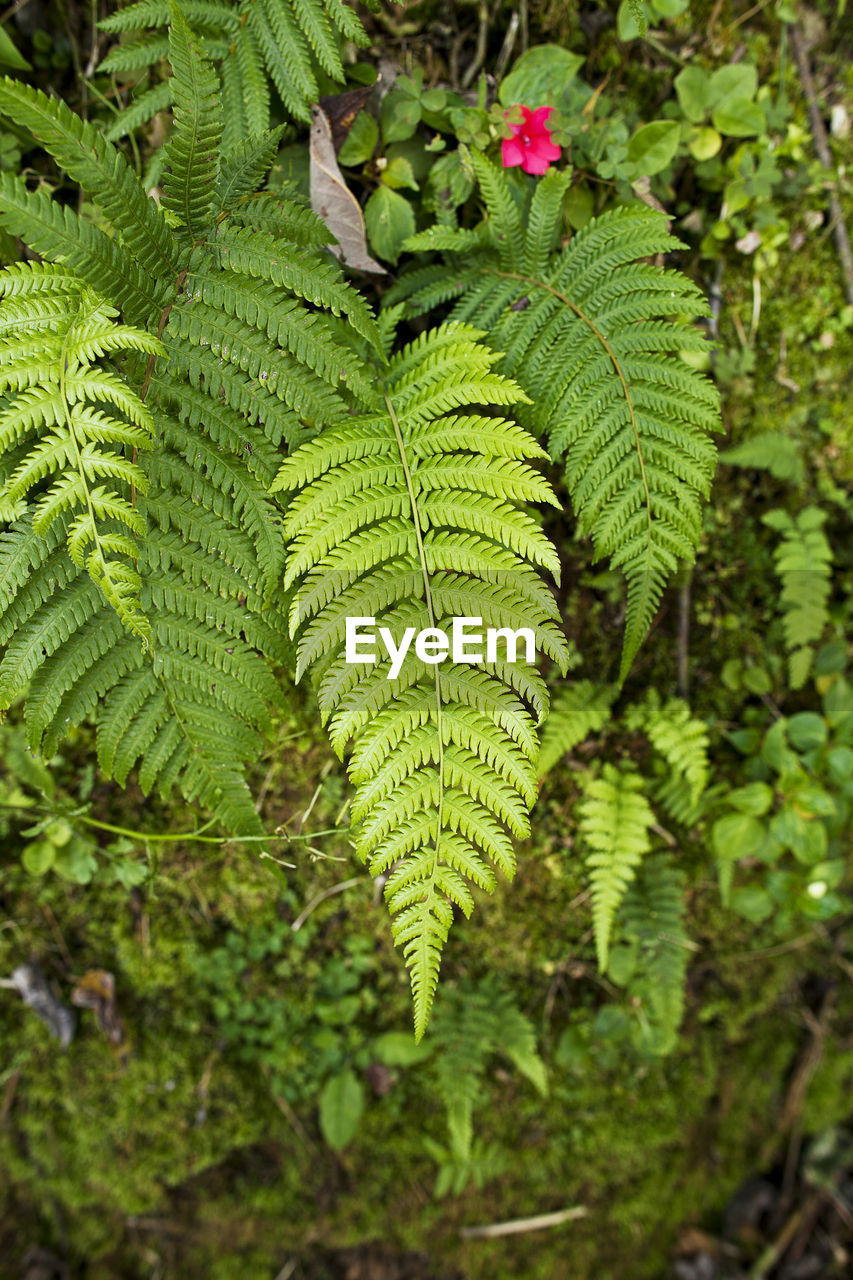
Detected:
[618,854,689,1055]
[578,762,655,972]
[538,679,616,777]
[0,265,162,639]
[162,2,224,244]
[275,322,571,1037]
[763,507,833,689]
[400,164,721,682]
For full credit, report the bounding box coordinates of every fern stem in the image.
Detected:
[382,386,446,871]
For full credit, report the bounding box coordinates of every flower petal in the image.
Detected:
[502,137,525,168]
[528,106,554,131]
[531,138,562,162]
[522,150,552,175]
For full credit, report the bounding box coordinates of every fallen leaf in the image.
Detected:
[318,84,375,153]
[72,968,129,1061]
[8,964,75,1046]
[309,104,387,275]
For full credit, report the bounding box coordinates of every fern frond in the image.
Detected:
[0,174,164,326]
[99,0,366,143]
[161,1,224,245]
[619,854,689,1055]
[214,128,286,215]
[0,266,161,639]
[763,507,832,689]
[401,166,721,681]
[275,322,571,1036]
[537,679,616,777]
[0,78,175,282]
[212,224,381,350]
[431,977,546,1161]
[578,763,655,972]
[635,694,709,823]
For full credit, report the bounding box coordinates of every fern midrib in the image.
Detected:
[493,270,653,546]
[382,387,446,883]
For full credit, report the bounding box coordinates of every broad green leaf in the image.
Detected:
[712,98,765,138]
[730,886,774,922]
[675,67,710,122]
[364,185,415,263]
[498,45,585,108]
[22,841,55,876]
[373,1031,433,1066]
[786,712,827,752]
[381,91,421,143]
[381,156,419,191]
[712,812,766,860]
[688,126,722,160]
[626,120,680,176]
[338,110,378,166]
[318,1069,365,1150]
[708,64,758,109]
[727,783,773,816]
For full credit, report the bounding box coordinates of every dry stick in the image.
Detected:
[290,877,363,932]
[789,24,853,308]
[460,1206,588,1239]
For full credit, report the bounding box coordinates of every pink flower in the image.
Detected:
[501,105,562,176]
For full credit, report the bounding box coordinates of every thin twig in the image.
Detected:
[291,877,363,932]
[460,1205,588,1239]
[789,24,853,307]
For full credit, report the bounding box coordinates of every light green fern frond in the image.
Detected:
[537,679,617,778]
[624,691,710,824]
[274,322,571,1036]
[398,161,721,681]
[618,854,689,1055]
[763,507,833,689]
[99,0,368,143]
[0,264,162,639]
[578,762,655,971]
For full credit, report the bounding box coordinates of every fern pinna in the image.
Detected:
[274,323,571,1036]
[98,0,369,146]
[395,158,721,681]
[0,5,377,837]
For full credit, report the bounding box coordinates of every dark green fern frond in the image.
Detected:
[0,23,376,837]
[578,762,655,972]
[0,78,175,285]
[763,507,832,689]
[618,854,689,1055]
[0,264,162,639]
[274,322,571,1037]
[161,1,224,245]
[431,976,547,1162]
[99,0,367,143]
[635,694,709,824]
[401,162,721,681]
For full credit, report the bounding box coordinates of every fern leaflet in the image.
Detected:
[763,507,833,689]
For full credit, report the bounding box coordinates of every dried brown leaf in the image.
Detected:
[309,105,387,276]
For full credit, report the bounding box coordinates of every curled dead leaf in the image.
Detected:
[309,105,387,276]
